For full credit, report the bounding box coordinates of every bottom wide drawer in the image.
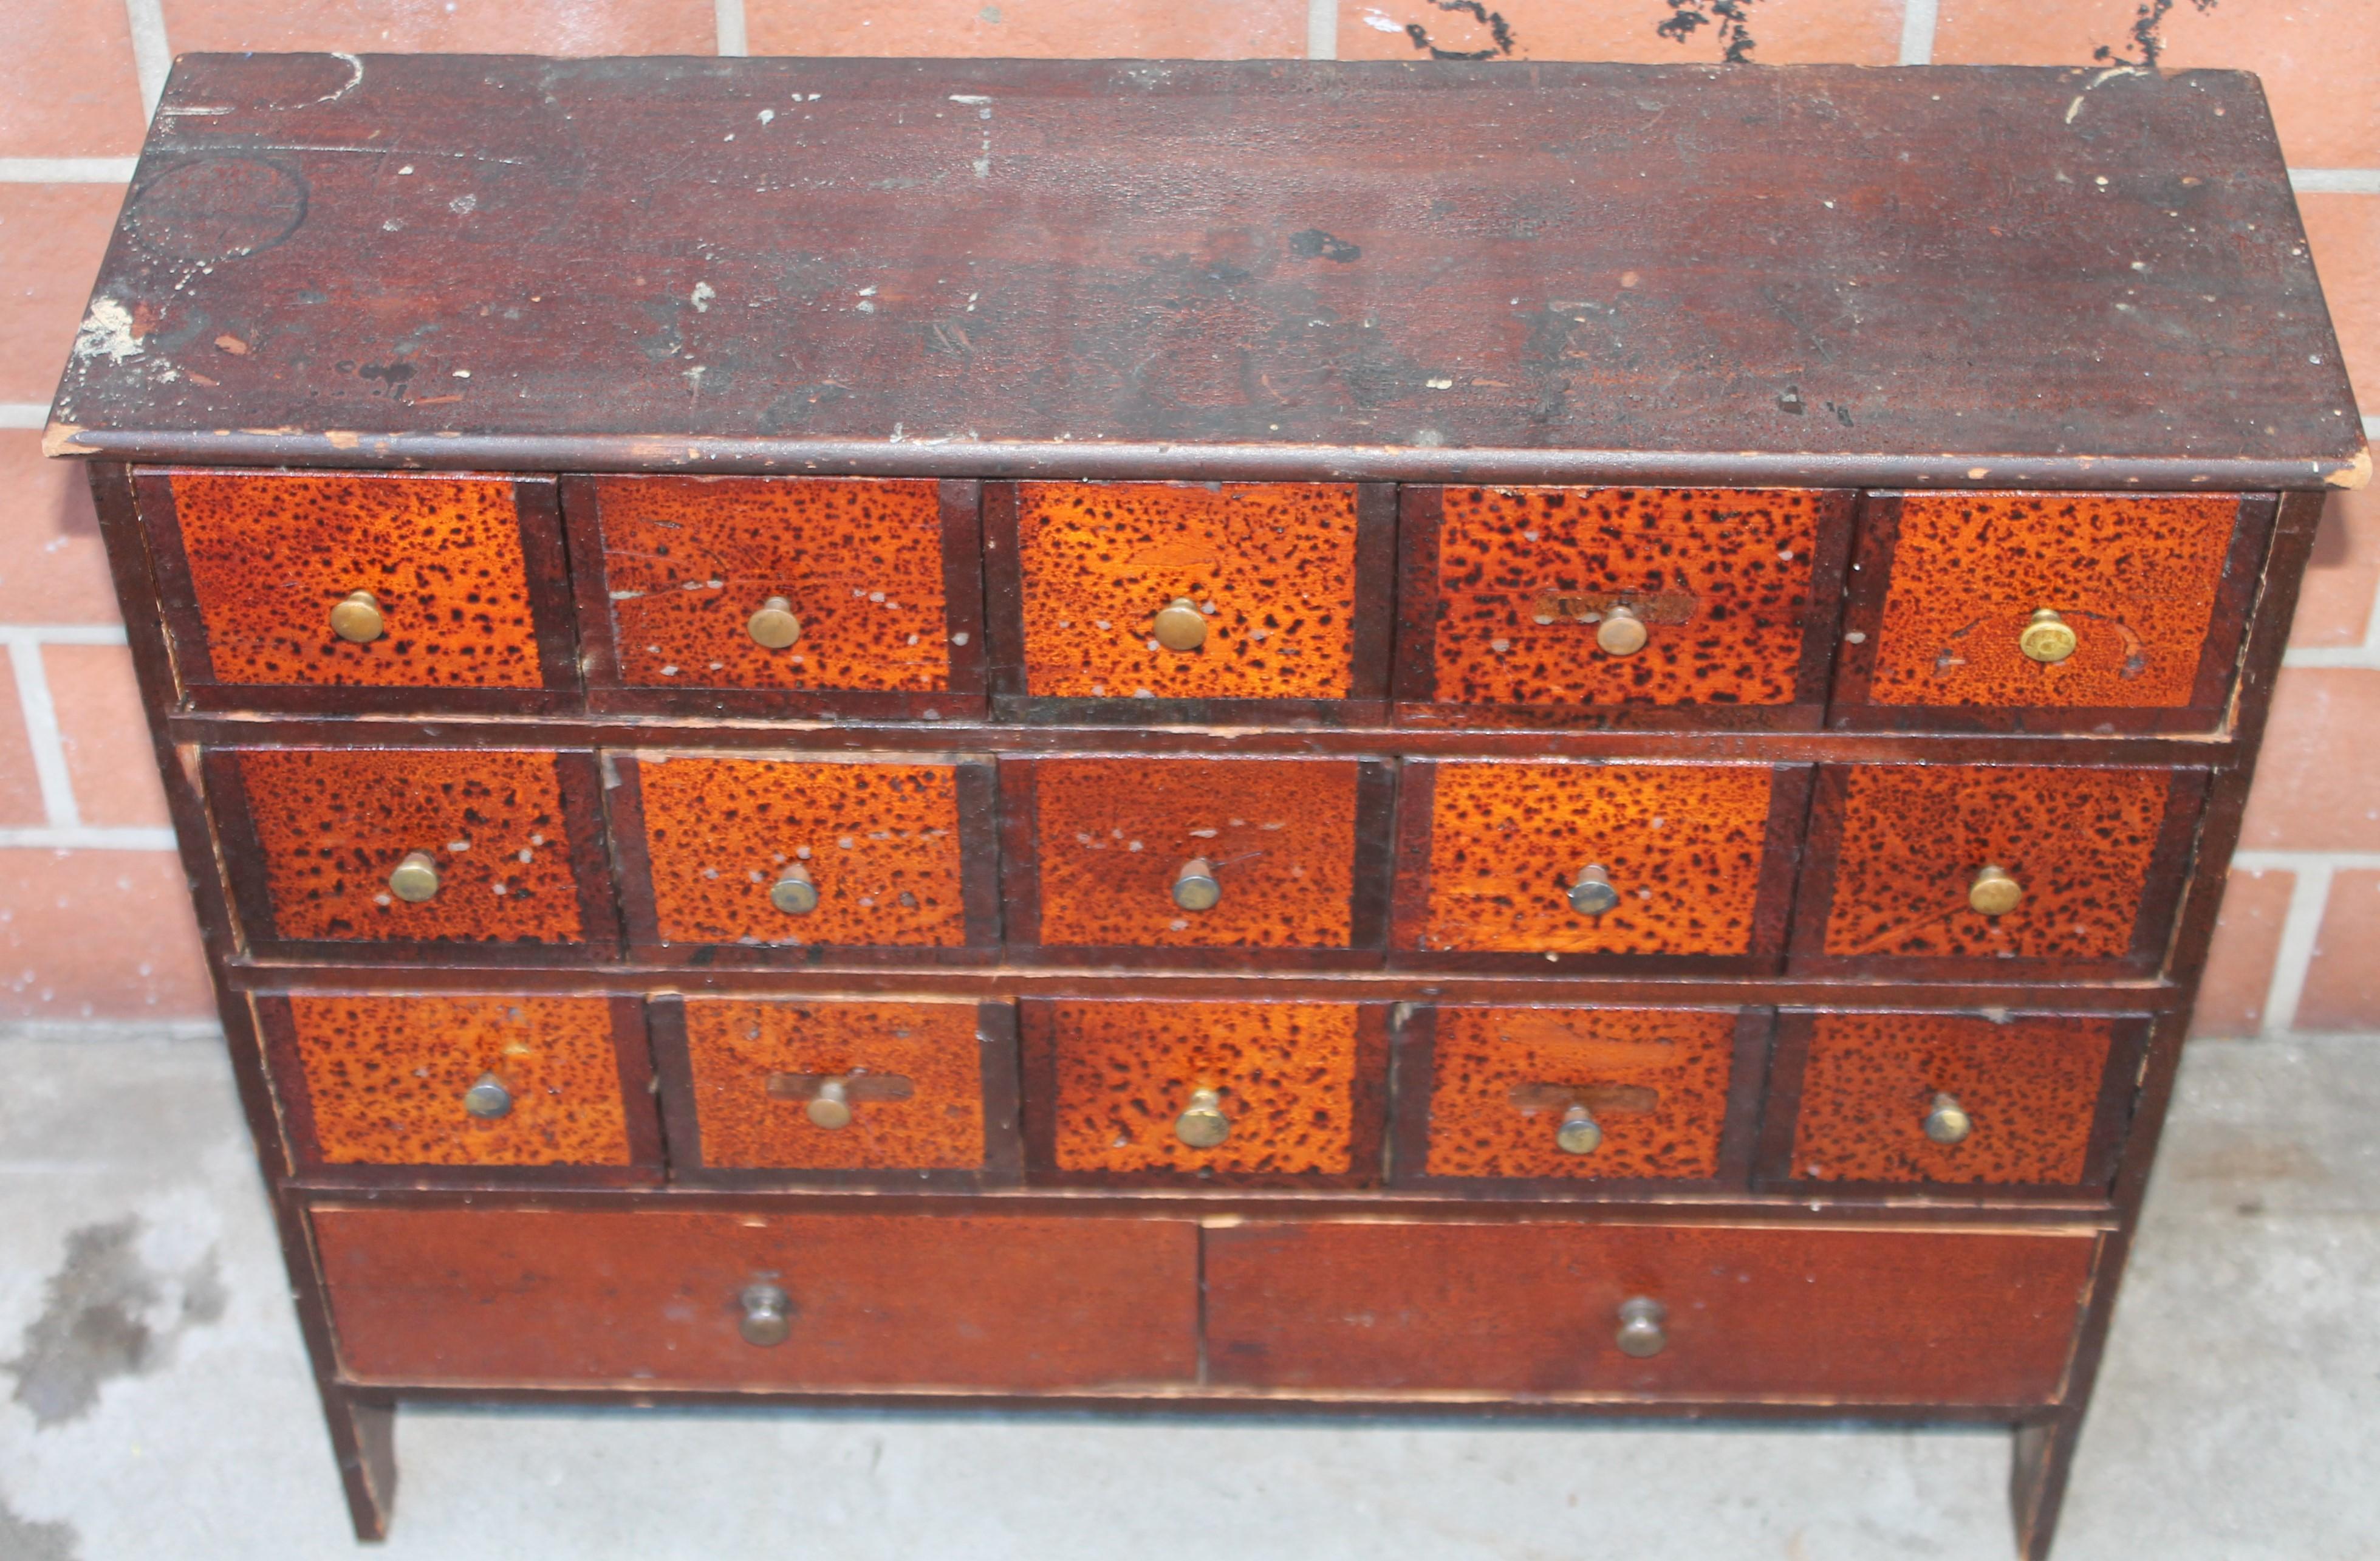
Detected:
[313,1207,1200,1390]
[1204,1221,2098,1405]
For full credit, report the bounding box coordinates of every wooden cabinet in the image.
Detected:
[59,52,2358,1560]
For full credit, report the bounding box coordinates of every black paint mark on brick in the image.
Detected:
[1400,1,1517,61]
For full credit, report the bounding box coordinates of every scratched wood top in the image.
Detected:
[47,53,2368,490]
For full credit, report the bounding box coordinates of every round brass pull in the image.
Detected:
[748,595,801,650]
[1172,857,1221,913]
[1175,1088,1231,1149]
[1555,1104,1603,1156]
[739,1283,792,1347]
[388,851,441,904]
[1596,605,1648,657]
[2018,607,2077,664]
[1567,863,1619,917]
[806,1078,853,1130]
[1924,1092,1973,1146]
[1968,863,2022,918]
[1615,1296,1667,1358]
[770,863,819,916]
[1153,597,1208,652]
[329,589,385,644]
[460,1072,513,1120]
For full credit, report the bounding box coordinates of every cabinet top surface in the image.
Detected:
[46,53,2368,490]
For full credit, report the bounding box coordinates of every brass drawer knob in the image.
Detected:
[806,1077,853,1130]
[1175,1088,1231,1148]
[1567,863,1619,917]
[1615,1296,1667,1358]
[748,595,802,650]
[1172,857,1222,912]
[2018,607,2077,664]
[1596,605,1648,656]
[1153,597,1208,652]
[738,1283,792,1347]
[1555,1104,1603,1156]
[388,851,441,904]
[1924,1092,1973,1145]
[460,1072,513,1120]
[770,863,819,916]
[1968,863,2022,917]
[329,589,385,643]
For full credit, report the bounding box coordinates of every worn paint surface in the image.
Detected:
[1822,765,2170,961]
[239,749,587,943]
[1016,482,1360,699]
[1417,762,1775,954]
[169,471,542,687]
[1041,1000,1372,1178]
[1424,487,1821,708]
[1030,758,1359,948]
[1423,1006,1735,1179]
[287,994,632,1167]
[1791,1013,2115,1185]
[635,756,968,947]
[681,998,985,1170]
[1866,493,2238,707]
[594,476,952,691]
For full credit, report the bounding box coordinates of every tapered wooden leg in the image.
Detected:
[324,1390,398,1541]
[2009,1413,2084,1561]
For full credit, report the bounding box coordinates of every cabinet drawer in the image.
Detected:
[1004,756,1392,964]
[313,1207,1200,1390]
[1021,998,1389,1187]
[987,481,1393,720]
[1393,486,1849,728]
[609,753,998,959]
[1833,492,2269,732]
[1394,1006,1762,1187]
[567,475,985,718]
[138,468,576,709]
[1204,1221,2097,1404]
[655,998,1017,1184]
[1391,761,1807,972]
[210,748,617,955]
[1793,764,2205,977]
[1763,1012,2143,1192]
[261,993,659,1181]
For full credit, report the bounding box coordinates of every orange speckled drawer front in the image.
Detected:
[1800,764,2201,972]
[214,748,612,949]
[1775,1013,2133,1189]
[1407,1006,1745,1183]
[575,475,979,708]
[1395,761,1800,962]
[1002,481,1371,705]
[668,998,996,1175]
[143,469,566,692]
[1022,999,1386,1185]
[615,754,988,950]
[1395,487,1845,723]
[1835,492,2263,728]
[266,994,654,1173]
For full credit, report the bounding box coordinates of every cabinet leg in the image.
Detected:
[324,1390,398,1541]
[2009,1414,2082,1561]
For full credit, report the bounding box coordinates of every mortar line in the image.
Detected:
[715,0,748,56]
[5,642,81,829]
[2259,861,2334,1037]
[1308,0,1339,59]
[0,826,179,850]
[0,157,140,182]
[124,0,171,118]
[2287,168,2380,194]
[1897,0,1938,65]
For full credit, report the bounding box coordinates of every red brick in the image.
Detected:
[0,0,149,159]
[2297,868,2380,1031]
[748,0,1305,57]
[2297,194,2379,419]
[0,182,126,407]
[160,0,718,53]
[0,667,45,828]
[0,848,212,1020]
[47,644,164,829]
[1934,0,2380,168]
[2238,668,2380,851]
[2189,865,2293,1038]
[0,429,123,623]
[1339,0,1900,64]
[2292,487,2380,649]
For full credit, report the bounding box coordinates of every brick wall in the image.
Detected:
[1,0,2370,1033]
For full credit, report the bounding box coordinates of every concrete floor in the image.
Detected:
[1,1033,2373,1561]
